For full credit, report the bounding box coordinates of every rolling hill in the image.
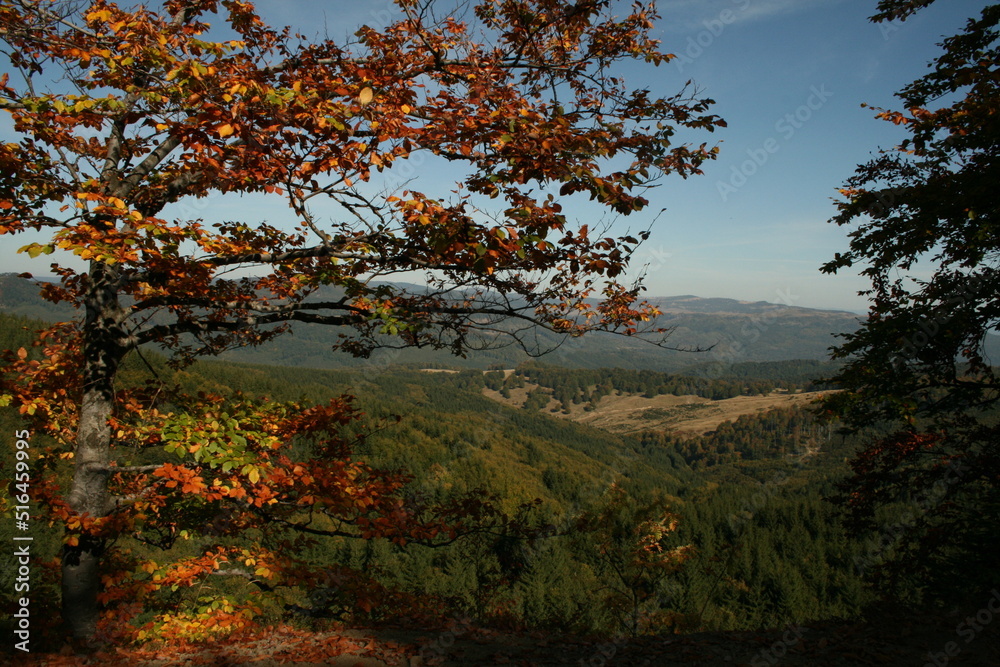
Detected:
[0,273,863,371]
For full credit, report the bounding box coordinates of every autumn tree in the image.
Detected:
[5,337,539,644]
[821,1,1000,602]
[0,0,724,642]
[572,483,693,636]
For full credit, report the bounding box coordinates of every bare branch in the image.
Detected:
[98,464,165,474]
[119,135,183,196]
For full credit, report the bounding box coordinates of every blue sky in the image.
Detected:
[243,0,987,313]
[622,0,987,313]
[1,0,989,313]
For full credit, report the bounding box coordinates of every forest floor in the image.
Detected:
[11,603,1000,666]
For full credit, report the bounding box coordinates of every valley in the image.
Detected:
[2,286,994,665]
[482,377,833,436]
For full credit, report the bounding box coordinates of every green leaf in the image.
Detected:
[18,243,55,258]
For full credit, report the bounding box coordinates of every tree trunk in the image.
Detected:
[62,262,126,641]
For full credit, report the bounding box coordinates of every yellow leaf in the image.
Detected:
[358,87,374,106]
[217,123,235,138]
[87,9,112,22]
[400,104,411,114]
[248,468,260,484]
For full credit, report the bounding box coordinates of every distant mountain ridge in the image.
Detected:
[0,273,862,371]
[649,294,858,316]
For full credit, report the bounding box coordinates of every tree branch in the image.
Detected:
[119,135,183,197]
[98,464,165,474]
[212,568,274,591]
[134,310,359,346]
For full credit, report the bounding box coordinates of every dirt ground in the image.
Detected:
[482,383,830,436]
[12,605,999,666]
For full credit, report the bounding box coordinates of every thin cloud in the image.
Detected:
[659,0,844,32]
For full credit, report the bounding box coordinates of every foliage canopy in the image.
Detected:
[0,0,723,641]
[821,0,1000,602]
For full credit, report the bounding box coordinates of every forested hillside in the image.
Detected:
[484,362,837,410]
[1,309,874,645]
[2,0,999,662]
[0,273,866,371]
